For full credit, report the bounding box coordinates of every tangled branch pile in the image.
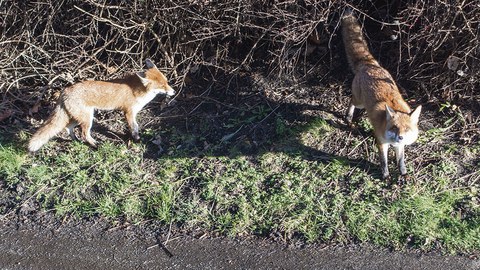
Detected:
[396,0,479,107]
[0,0,479,117]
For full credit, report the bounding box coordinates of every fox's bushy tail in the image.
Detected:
[341,9,377,73]
[28,105,70,152]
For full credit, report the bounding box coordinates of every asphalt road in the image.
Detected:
[0,221,477,270]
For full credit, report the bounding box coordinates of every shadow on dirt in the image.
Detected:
[129,70,382,178]
[10,52,381,180]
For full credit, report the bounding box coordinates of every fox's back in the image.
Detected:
[342,11,411,115]
[354,64,410,114]
[62,75,145,110]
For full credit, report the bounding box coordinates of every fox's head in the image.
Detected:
[136,59,175,97]
[384,105,422,146]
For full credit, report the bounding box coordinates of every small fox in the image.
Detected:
[341,10,422,180]
[28,59,175,153]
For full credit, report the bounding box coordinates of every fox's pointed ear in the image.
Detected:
[145,59,157,69]
[136,72,150,86]
[385,105,395,121]
[410,105,422,124]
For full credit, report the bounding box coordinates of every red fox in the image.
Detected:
[28,59,175,153]
[341,10,422,180]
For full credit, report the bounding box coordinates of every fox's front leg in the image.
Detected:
[394,144,407,176]
[125,109,140,141]
[378,143,389,180]
[394,144,410,185]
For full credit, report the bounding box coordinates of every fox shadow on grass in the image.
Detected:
[137,75,382,179]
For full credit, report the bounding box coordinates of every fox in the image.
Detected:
[341,10,422,180]
[28,59,175,153]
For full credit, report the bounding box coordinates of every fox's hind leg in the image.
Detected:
[346,77,365,124]
[66,120,79,141]
[76,108,97,148]
[345,99,356,124]
[345,95,364,125]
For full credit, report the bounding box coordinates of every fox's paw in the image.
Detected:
[85,139,98,149]
[344,116,352,125]
[132,133,141,142]
[397,174,410,186]
[344,116,357,129]
[88,142,98,149]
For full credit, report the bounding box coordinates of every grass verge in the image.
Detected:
[0,116,479,254]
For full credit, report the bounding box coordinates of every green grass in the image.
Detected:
[0,117,479,254]
[0,148,24,185]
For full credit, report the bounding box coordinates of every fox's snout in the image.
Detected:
[386,128,418,146]
[166,86,175,97]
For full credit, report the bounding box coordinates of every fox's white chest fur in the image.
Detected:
[132,90,159,114]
